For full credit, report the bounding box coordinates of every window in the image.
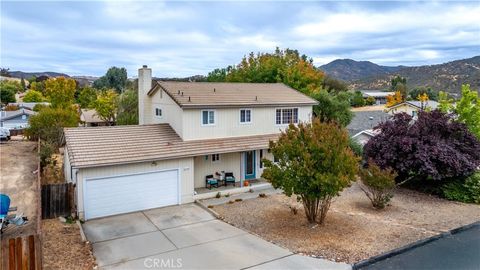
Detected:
[259,150,263,168]
[21,115,27,120]
[275,108,298,125]
[273,155,279,163]
[240,109,252,124]
[202,110,215,125]
[412,111,417,117]
[155,108,162,118]
[212,154,220,162]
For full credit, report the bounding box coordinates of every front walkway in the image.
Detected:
[82,204,350,270]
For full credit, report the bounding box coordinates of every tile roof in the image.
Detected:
[64,124,278,168]
[149,81,318,108]
[80,109,105,123]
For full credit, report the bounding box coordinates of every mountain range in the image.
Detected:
[319,56,480,94]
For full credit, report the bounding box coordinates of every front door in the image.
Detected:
[244,151,256,180]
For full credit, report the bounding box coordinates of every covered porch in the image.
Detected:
[192,149,273,199]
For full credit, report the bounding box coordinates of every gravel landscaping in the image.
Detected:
[42,219,96,270]
[213,183,480,264]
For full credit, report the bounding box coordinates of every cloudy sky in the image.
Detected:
[1,1,479,77]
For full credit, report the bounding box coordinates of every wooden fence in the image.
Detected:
[41,183,74,219]
[1,235,42,270]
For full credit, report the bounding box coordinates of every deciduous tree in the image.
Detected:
[386,91,403,107]
[44,77,76,108]
[117,89,138,125]
[26,107,79,147]
[93,67,128,93]
[93,90,118,125]
[310,91,353,127]
[262,119,358,224]
[23,90,45,102]
[364,110,480,182]
[77,86,97,108]
[455,84,480,139]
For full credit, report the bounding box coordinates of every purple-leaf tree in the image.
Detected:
[364,110,480,182]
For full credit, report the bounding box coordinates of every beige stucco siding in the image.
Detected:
[181,106,312,141]
[75,157,194,220]
[193,152,241,188]
[145,90,184,137]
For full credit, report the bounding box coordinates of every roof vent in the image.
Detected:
[255,96,258,101]
[181,92,184,96]
[178,90,180,95]
[213,88,216,92]
[188,96,191,102]
[142,65,148,68]
[369,116,374,120]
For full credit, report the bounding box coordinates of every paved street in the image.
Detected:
[358,223,480,270]
[83,204,350,270]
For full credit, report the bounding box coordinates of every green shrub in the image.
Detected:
[359,160,398,209]
[349,137,363,157]
[442,172,480,204]
[39,141,55,171]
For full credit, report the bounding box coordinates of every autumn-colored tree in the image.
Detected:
[207,48,324,94]
[359,160,398,209]
[23,90,45,102]
[262,119,358,224]
[93,90,118,125]
[386,91,404,107]
[44,77,76,108]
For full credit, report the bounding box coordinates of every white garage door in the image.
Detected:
[84,169,179,220]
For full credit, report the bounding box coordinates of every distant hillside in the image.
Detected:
[319,59,404,81]
[9,71,70,79]
[154,75,207,82]
[321,56,480,95]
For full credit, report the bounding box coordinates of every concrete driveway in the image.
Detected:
[83,204,350,270]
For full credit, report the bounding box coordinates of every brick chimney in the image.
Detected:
[138,65,152,125]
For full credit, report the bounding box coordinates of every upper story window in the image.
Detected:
[21,115,27,120]
[202,110,215,125]
[276,108,298,125]
[155,108,162,118]
[240,109,252,124]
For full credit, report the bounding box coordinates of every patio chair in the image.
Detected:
[224,172,236,187]
[205,174,219,189]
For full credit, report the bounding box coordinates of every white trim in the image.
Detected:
[274,107,299,126]
[201,109,216,126]
[239,108,252,125]
[83,168,180,220]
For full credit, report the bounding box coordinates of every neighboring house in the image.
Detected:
[0,109,37,130]
[351,129,381,146]
[386,100,439,117]
[361,90,394,105]
[64,65,318,220]
[347,110,390,136]
[80,109,113,126]
[8,102,50,111]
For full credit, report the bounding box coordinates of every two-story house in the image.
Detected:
[64,65,318,220]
